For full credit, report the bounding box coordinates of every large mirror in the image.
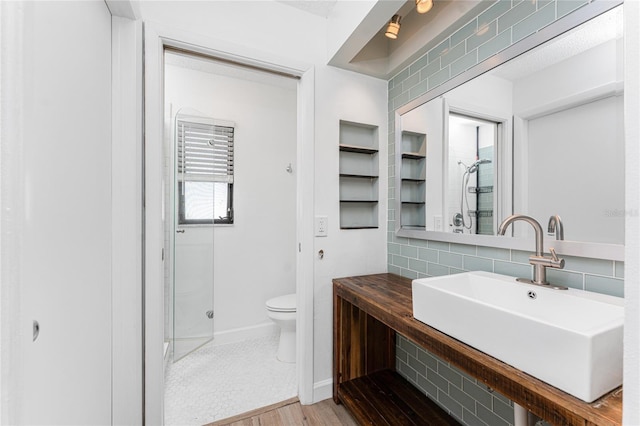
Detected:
[395,2,624,259]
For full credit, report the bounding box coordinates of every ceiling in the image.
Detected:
[327,0,494,80]
[275,0,338,18]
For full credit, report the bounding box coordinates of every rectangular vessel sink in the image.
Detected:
[412,271,623,402]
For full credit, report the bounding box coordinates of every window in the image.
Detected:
[177,119,234,224]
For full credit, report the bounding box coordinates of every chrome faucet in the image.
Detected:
[547,215,564,240]
[498,214,567,289]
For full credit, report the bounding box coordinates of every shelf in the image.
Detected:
[401,225,426,230]
[339,173,379,179]
[337,370,460,426]
[401,152,426,159]
[401,201,425,205]
[340,226,379,230]
[339,121,379,230]
[401,178,425,182]
[339,144,378,154]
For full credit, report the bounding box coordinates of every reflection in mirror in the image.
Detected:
[396,4,623,247]
[448,113,497,236]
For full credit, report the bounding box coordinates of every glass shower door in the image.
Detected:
[173,112,216,362]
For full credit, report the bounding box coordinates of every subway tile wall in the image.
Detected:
[387,1,623,424]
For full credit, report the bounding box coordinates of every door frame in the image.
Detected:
[143,22,315,424]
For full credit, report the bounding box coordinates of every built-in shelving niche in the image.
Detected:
[339,121,379,229]
[400,131,426,230]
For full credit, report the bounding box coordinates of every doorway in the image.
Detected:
[162,49,299,424]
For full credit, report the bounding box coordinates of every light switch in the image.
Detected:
[315,216,328,237]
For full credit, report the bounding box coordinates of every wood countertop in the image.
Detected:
[333,273,622,426]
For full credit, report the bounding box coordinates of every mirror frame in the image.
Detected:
[394,0,624,261]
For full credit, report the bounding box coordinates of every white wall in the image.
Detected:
[312,65,388,399]
[164,59,298,340]
[1,1,113,423]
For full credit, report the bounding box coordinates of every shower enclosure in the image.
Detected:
[448,113,497,235]
[171,109,235,361]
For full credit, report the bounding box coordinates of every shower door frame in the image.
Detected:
[143,23,316,425]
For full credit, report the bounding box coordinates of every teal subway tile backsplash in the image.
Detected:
[439,251,463,268]
[402,71,421,91]
[512,2,556,42]
[430,39,451,63]
[476,246,510,260]
[451,50,478,77]
[493,260,531,277]
[391,254,409,269]
[409,79,430,100]
[478,29,512,61]
[451,20,478,46]
[429,67,451,90]
[476,403,510,426]
[409,55,429,75]
[510,249,531,264]
[466,21,498,51]
[438,392,464,419]
[440,42,466,67]
[546,268,584,290]
[463,255,493,272]
[421,58,442,81]
[428,262,450,276]
[478,0,512,26]
[409,258,428,274]
[497,0,538,32]
[563,255,614,276]
[450,243,476,255]
[428,240,450,251]
[401,244,418,259]
[418,248,439,262]
[387,1,618,424]
[585,274,624,298]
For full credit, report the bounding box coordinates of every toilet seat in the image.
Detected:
[266,293,296,313]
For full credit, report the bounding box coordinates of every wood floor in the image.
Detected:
[206,397,358,426]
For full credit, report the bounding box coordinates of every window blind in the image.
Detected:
[177,120,234,183]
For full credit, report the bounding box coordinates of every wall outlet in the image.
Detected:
[315,216,328,237]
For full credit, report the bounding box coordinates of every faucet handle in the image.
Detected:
[548,247,565,269]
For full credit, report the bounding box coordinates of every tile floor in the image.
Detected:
[164,334,297,425]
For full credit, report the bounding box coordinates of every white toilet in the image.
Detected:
[266,293,296,363]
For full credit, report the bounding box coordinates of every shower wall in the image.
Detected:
[164,56,297,344]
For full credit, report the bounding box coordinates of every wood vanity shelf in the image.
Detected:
[333,274,623,426]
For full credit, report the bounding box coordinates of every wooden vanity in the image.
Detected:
[333,274,622,426]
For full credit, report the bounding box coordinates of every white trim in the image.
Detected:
[623,0,640,423]
[312,378,333,404]
[210,323,277,347]
[143,23,166,426]
[296,67,315,405]
[111,16,144,426]
[143,22,316,422]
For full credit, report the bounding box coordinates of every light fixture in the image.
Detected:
[416,0,433,14]
[385,14,401,39]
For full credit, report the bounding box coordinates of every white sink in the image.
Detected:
[412,271,624,402]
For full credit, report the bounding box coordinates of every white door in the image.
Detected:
[17,1,113,423]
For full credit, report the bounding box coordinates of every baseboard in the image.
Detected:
[212,322,277,346]
[312,378,333,403]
